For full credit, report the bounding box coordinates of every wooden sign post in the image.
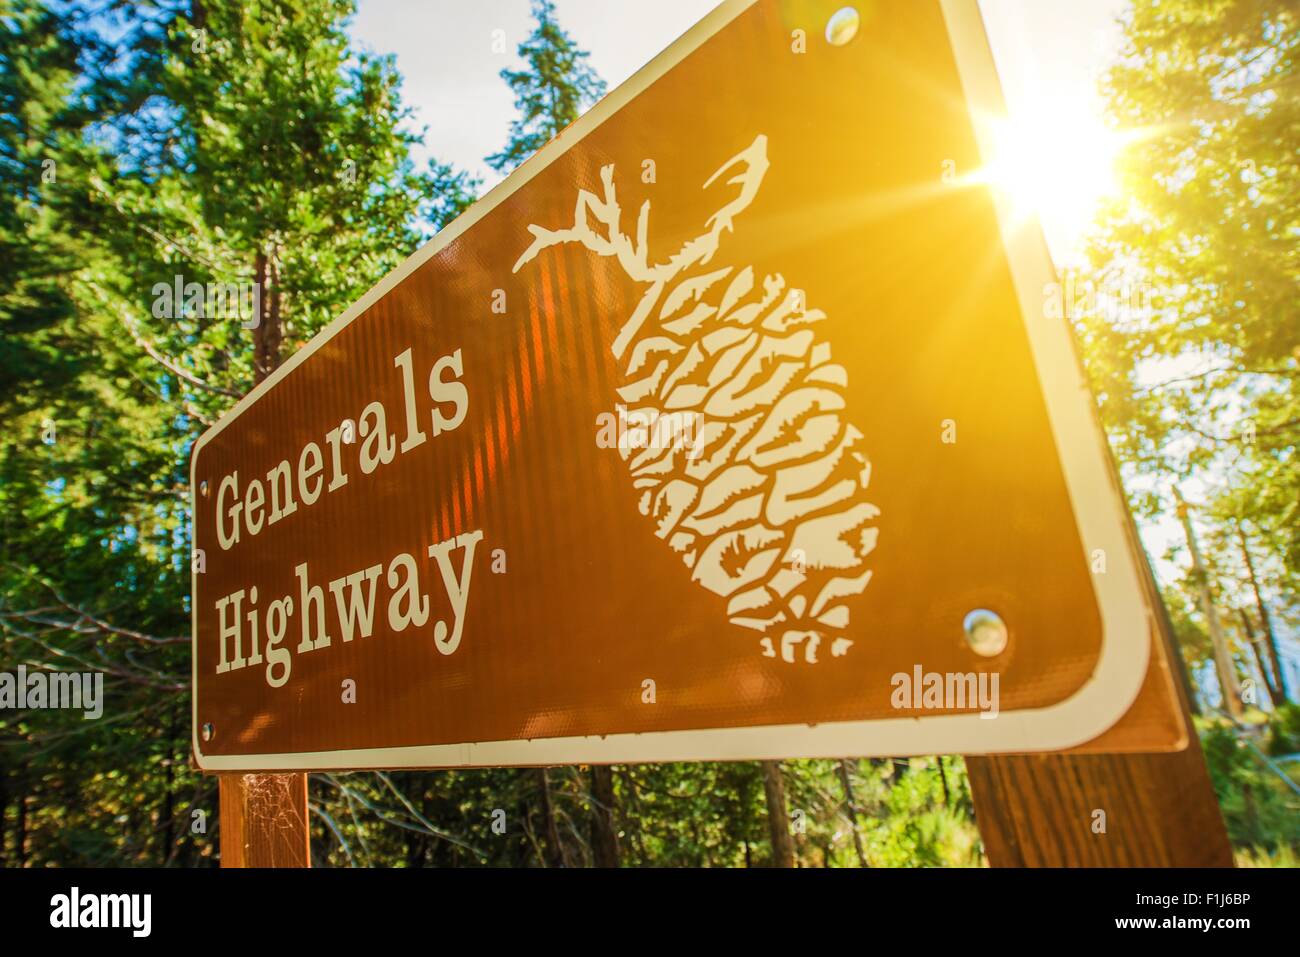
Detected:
[964,556,1231,867]
[218,773,310,868]
[193,0,1230,867]
[968,748,1233,867]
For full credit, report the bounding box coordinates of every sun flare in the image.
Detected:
[971,102,1138,264]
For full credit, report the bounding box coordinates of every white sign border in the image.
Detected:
[192,0,1153,771]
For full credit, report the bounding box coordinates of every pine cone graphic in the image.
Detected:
[513,134,878,663]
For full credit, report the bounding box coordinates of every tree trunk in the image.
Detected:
[1238,526,1288,703]
[891,757,909,783]
[0,767,7,868]
[618,767,648,866]
[588,765,620,868]
[1238,608,1278,708]
[160,703,177,864]
[837,759,869,868]
[534,767,565,867]
[252,245,282,385]
[760,760,795,868]
[420,778,437,867]
[15,762,26,867]
[517,791,539,867]
[402,771,426,868]
[1175,488,1243,719]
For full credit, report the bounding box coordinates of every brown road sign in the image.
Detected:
[191,0,1184,772]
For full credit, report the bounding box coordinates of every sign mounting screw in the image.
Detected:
[963,609,1008,657]
[826,7,860,46]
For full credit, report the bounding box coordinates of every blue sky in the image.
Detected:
[350,0,1127,260]
[352,0,718,191]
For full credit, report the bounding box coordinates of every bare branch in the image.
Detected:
[119,309,243,398]
[88,176,253,280]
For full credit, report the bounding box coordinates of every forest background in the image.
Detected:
[1,0,1296,867]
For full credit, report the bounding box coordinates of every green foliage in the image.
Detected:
[1197,716,1300,855]
[294,758,985,869]
[1079,0,1297,717]
[1235,843,1298,867]
[3,0,1294,870]
[1266,701,1300,756]
[1085,0,1298,510]
[0,0,473,866]
[867,759,982,868]
[486,0,606,174]
[0,0,88,395]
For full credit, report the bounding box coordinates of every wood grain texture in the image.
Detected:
[965,746,1233,867]
[966,502,1233,867]
[218,773,309,868]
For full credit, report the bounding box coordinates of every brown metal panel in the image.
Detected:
[190,0,1181,769]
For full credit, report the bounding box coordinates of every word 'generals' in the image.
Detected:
[211,346,468,551]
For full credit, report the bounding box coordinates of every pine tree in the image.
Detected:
[486,0,606,174]
[1080,0,1298,709]
[0,0,475,865]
